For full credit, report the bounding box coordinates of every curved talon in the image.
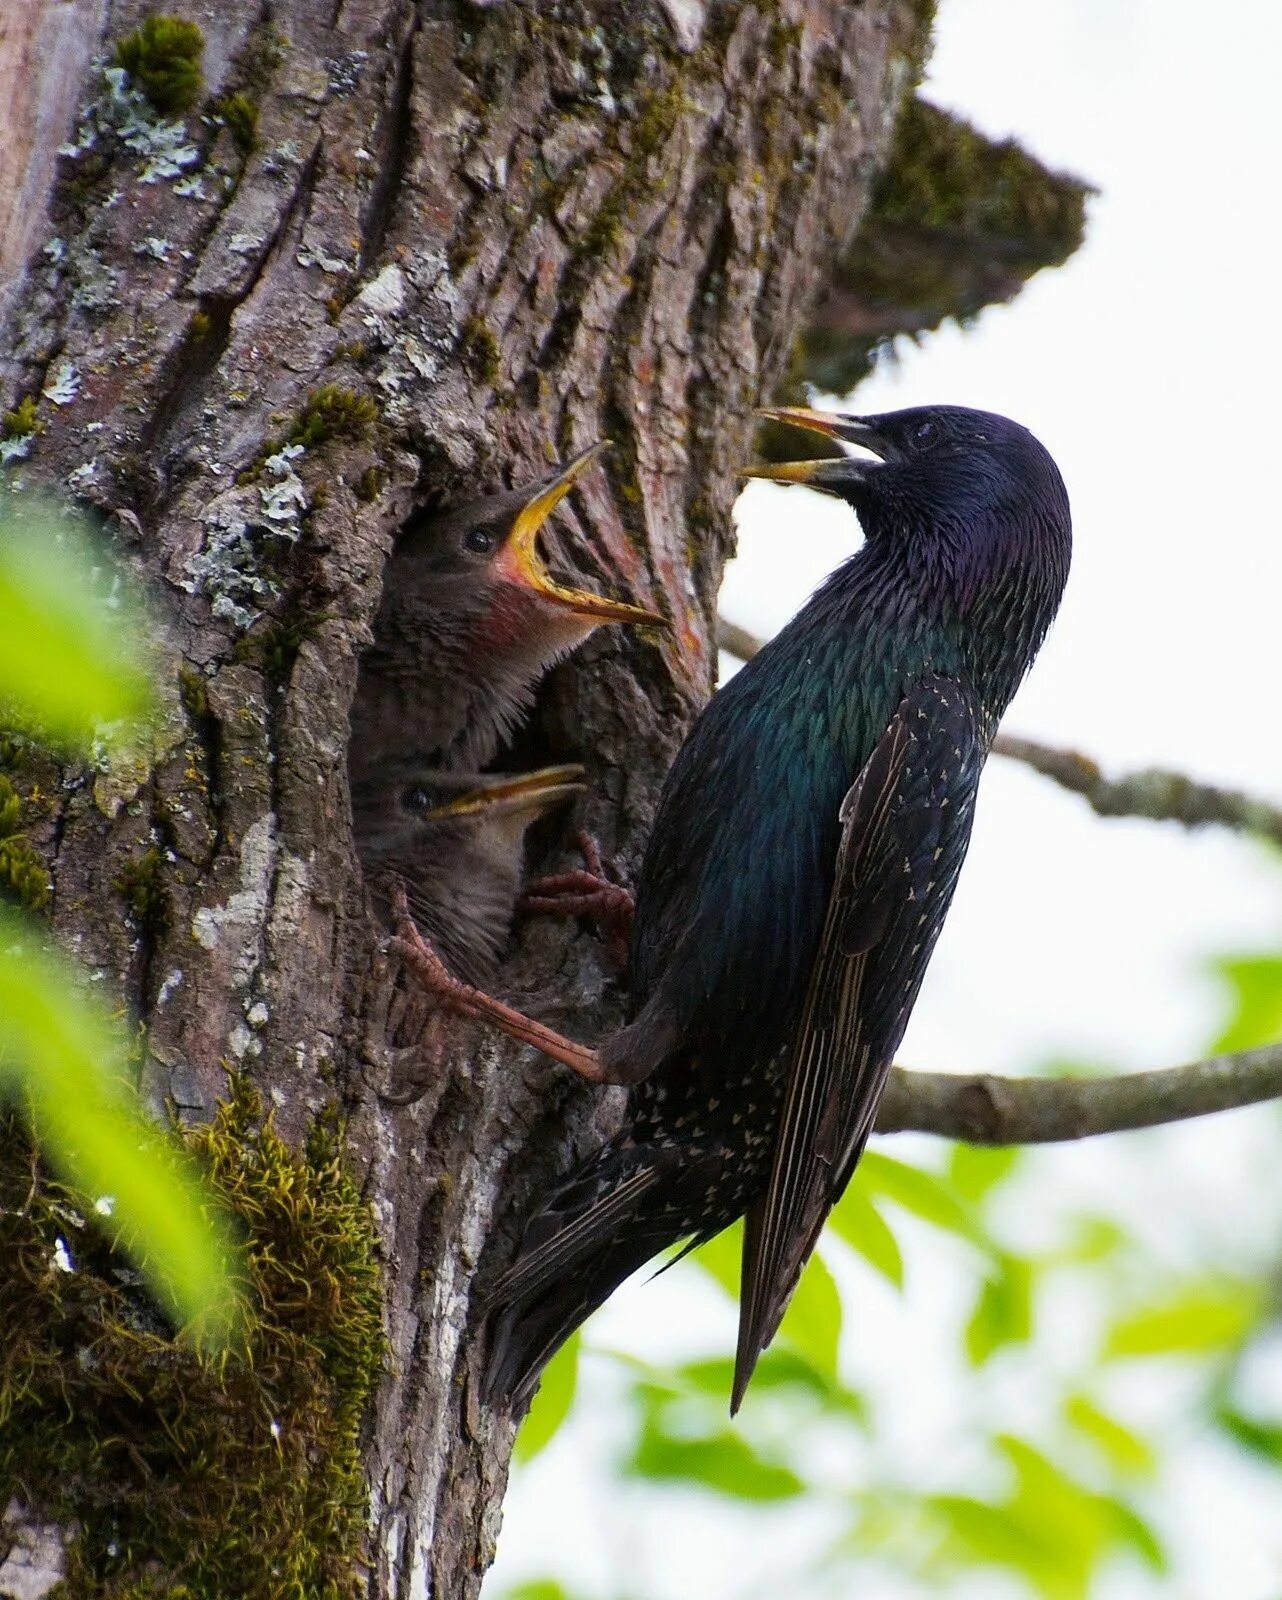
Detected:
[389,882,612,1084]
[519,831,635,968]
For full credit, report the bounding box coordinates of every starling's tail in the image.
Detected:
[484,1141,723,1409]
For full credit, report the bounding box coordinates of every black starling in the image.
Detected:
[401,405,1071,1410]
[354,761,586,984]
[350,443,663,779]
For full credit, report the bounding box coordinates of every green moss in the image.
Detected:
[114,845,169,933]
[233,609,330,685]
[188,309,213,343]
[113,14,205,116]
[235,21,287,96]
[0,1079,386,1597]
[177,663,209,723]
[0,774,49,913]
[215,90,259,154]
[354,465,385,503]
[765,18,803,70]
[288,386,379,449]
[459,314,501,384]
[874,97,1087,245]
[2,396,43,439]
[796,96,1090,396]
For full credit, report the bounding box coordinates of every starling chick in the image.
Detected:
[350,443,662,780]
[402,405,1071,1410]
[355,762,586,985]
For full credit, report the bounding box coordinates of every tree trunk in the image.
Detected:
[0,2,926,1593]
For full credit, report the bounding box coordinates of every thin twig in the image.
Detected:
[716,617,766,665]
[876,1044,1282,1143]
[716,615,1282,845]
[990,733,1282,848]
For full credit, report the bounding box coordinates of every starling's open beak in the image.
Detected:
[742,407,889,493]
[496,443,666,627]
[421,765,587,822]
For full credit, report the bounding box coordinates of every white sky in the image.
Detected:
[492,1,1282,1595]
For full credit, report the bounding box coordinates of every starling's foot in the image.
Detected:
[520,831,634,968]
[390,886,636,1085]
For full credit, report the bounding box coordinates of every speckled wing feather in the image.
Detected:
[733,675,983,1409]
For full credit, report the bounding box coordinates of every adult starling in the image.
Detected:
[353,760,586,984]
[400,404,1071,1409]
[349,443,663,779]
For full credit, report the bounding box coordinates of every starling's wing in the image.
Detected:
[733,675,983,1410]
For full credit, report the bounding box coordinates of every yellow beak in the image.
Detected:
[421,765,587,821]
[754,406,847,439]
[743,406,882,488]
[497,442,667,627]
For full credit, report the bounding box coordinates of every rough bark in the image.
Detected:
[0,2,926,1594]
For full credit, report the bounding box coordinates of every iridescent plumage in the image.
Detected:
[483,405,1072,1409]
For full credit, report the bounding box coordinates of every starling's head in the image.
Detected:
[403,442,664,644]
[747,404,1070,551]
[354,762,587,854]
[353,764,586,980]
[398,765,587,830]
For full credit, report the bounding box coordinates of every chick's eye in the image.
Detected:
[463,527,494,554]
[911,419,938,447]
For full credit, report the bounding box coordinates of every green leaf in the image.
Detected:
[687,1219,741,1299]
[499,1582,576,1600]
[964,1252,1033,1366]
[998,1435,1151,1595]
[1209,953,1282,1053]
[1103,1281,1261,1359]
[1051,1213,1131,1266]
[924,1493,1064,1588]
[515,1331,580,1463]
[665,1350,868,1424]
[1097,1495,1167,1571]
[0,507,153,749]
[828,1182,904,1288]
[946,1140,1021,1203]
[686,1219,840,1379]
[778,1247,842,1377]
[626,1425,804,1500]
[1064,1393,1156,1476]
[856,1151,988,1249]
[1215,1403,1282,1464]
[0,914,241,1344]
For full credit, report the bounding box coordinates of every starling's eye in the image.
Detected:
[463,527,494,554]
[405,786,437,812]
[911,419,939,447]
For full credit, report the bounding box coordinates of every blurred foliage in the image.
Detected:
[496,872,1282,1600]
[0,497,240,1342]
[0,505,153,750]
[1209,952,1282,1053]
[787,98,1092,403]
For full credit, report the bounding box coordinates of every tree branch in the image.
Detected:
[988,733,1282,848]
[717,618,1282,846]
[716,617,766,665]
[876,1044,1282,1143]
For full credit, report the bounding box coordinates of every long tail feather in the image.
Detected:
[484,1139,732,1408]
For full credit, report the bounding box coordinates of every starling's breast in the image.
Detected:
[629,577,956,1114]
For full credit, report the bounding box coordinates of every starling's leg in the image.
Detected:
[389,888,645,1086]
[520,831,634,967]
